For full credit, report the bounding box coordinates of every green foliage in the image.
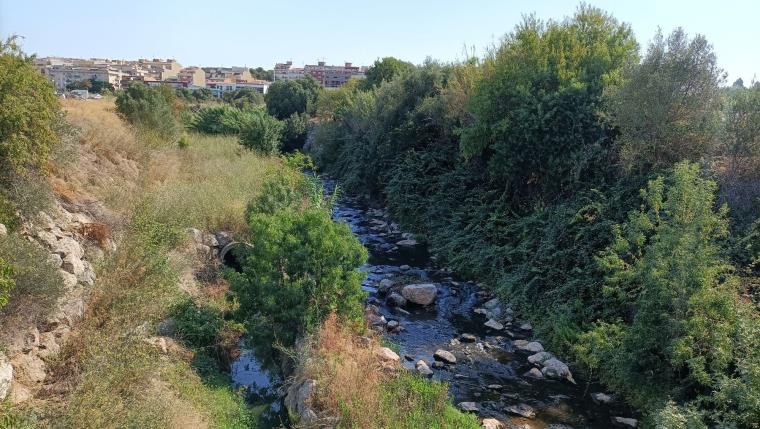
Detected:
[249,67,274,81]
[376,374,480,429]
[578,162,760,426]
[0,36,62,174]
[281,112,309,152]
[360,56,414,90]
[177,134,190,149]
[0,231,64,321]
[0,257,15,310]
[190,105,260,135]
[609,28,723,172]
[265,76,322,119]
[222,88,265,109]
[229,175,367,347]
[115,82,179,140]
[171,299,224,349]
[460,6,638,205]
[238,109,283,155]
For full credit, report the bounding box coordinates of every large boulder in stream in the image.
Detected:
[433,349,457,364]
[541,358,575,383]
[401,283,437,305]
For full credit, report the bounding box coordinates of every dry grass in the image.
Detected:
[145,133,280,235]
[304,314,481,429]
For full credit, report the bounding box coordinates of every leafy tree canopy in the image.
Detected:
[265,75,322,119]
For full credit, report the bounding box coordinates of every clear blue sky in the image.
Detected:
[1,0,757,83]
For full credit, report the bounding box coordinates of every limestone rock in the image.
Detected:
[527,351,553,366]
[396,238,418,247]
[460,333,477,343]
[482,418,503,429]
[401,283,437,305]
[377,347,400,363]
[591,392,615,404]
[377,278,394,295]
[541,358,575,384]
[12,353,46,384]
[0,223,6,236]
[386,292,407,308]
[285,379,318,425]
[415,360,433,377]
[0,354,12,400]
[524,367,544,378]
[514,341,544,353]
[612,417,638,428]
[484,319,504,330]
[433,349,456,364]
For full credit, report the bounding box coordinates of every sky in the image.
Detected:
[0,0,757,83]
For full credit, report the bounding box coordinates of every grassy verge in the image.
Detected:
[303,315,480,429]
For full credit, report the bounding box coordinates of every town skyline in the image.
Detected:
[2,0,759,84]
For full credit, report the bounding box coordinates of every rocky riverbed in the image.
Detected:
[329,181,639,429]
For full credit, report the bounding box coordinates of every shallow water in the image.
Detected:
[328,180,637,428]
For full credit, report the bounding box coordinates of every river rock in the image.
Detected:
[484,319,504,330]
[482,418,504,429]
[514,341,544,353]
[364,305,387,326]
[433,349,456,364]
[431,361,445,369]
[524,367,544,378]
[460,333,477,342]
[591,392,615,404]
[612,417,638,428]
[400,264,411,271]
[396,238,418,247]
[506,403,536,419]
[457,402,479,412]
[0,354,11,400]
[378,278,394,294]
[527,351,553,365]
[401,283,437,305]
[377,347,400,363]
[541,358,575,383]
[386,292,407,307]
[520,323,533,331]
[416,360,433,377]
[387,320,399,331]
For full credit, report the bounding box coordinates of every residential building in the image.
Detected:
[274,60,366,88]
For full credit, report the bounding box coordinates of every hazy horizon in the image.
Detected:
[1,0,758,83]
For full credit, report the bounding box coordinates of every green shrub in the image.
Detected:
[171,300,224,349]
[265,76,322,119]
[281,112,309,152]
[115,82,179,140]
[0,257,14,310]
[0,36,61,174]
[229,177,367,346]
[0,232,63,322]
[190,105,260,135]
[238,109,283,155]
[177,134,190,149]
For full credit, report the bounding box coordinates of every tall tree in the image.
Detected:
[360,57,414,90]
[609,28,724,172]
[265,75,321,119]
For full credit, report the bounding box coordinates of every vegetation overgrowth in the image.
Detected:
[308,6,760,427]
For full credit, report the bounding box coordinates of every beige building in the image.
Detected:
[36,57,185,91]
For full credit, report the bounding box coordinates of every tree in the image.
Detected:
[249,67,273,81]
[238,109,283,154]
[192,87,213,101]
[229,176,367,346]
[221,88,264,109]
[265,75,322,119]
[0,36,61,174]
[281,112,309,152]
[360,57,414,90]
[115,82,179,140]
[609,28,724,172]
[460,6,638,205]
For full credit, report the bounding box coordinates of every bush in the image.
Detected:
[0,36,61,174]
[115,82,179,140]
[0,232,64,323]
[265,76,322,119]
[190,105,259,135]
[229,176,367,346]
[281,112,309,152]
[238,109,283,155]
[171,300,224,349]
[0,257,14,310]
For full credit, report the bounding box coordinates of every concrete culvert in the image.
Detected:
[219,242,253,272]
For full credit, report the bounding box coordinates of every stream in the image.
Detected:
[230,179,637,428]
